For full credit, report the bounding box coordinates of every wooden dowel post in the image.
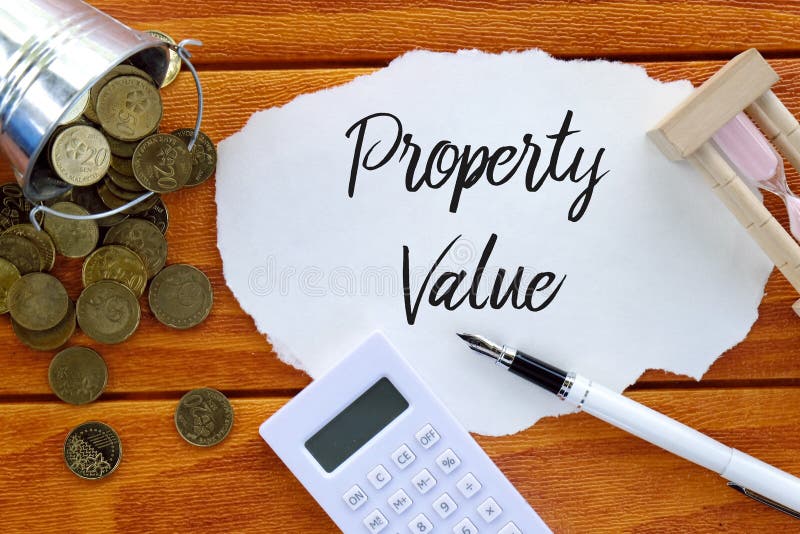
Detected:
[746,90,800,172]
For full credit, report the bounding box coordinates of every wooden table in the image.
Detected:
[2,1,800,532]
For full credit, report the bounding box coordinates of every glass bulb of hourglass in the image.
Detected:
[713,112,800,242]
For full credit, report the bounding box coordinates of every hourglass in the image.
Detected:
[650,48,800,317]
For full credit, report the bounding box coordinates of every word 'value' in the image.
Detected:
[402,233,566,325]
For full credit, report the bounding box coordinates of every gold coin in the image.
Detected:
[106,135,140,158]
[82,245,148,296]
[137,198,169,235]
[170,129,217,187]
[104,177,141,201]
[12,299,75,351]
[110,154,134,176]
[0,234,41,274]
[0,258,20,314]
[43,202,99,258]
[7,272,69,330]
[104,218,167,279]
[0,183,34,231]
[48,346,108,405]
[132,133,192,193]
[145,30,181,87]
[64,421,121,480]
[149,264,212,329]
[96,75,162,141]
[3,223,56,271]
[69,186,128,227]
[50,125,111,186]
[90,64,155,117]
[77,280,140,344]
[59,91,90,125]
[174,388,234,446]
[108,167,146,193]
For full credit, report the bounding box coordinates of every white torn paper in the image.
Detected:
[216,49,772,435]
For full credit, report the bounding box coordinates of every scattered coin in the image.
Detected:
[63,421,121,479]
[50,124,111,186]
[136,197,169,235]
[174,388,234,447]
[12,299,75,351]
[82,245,148,296]
[43,201,99,258]
[149,264,213,329]
[0,258,21,314]
[76,280,140,344]
[145,30,181,87]
[69,186,128,227]
[96,75,162,141]
[0,233,41,274]
[0,183,34,231]
[104,218,167,279]
[59,91,90,125]
[132,133,192,193]
[3,223,56,271]
[171,129,217,187]
[7,272,69,331]
[48,346,108,405]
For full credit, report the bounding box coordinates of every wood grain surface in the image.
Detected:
[2,1,800,532]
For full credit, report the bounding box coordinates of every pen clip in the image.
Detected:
[727,482,800,520]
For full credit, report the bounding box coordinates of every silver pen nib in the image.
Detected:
[456,333,506,360]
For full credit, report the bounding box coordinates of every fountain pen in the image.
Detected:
[457,333,800,520]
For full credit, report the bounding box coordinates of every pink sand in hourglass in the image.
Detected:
[713,112,779,186]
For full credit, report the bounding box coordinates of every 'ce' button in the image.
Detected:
[391,444,416,470]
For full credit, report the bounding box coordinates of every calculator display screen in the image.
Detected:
[305,377,409,473]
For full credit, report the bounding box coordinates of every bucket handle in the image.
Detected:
[29,39,205,231]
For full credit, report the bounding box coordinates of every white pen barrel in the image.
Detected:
[722,449,800,511]
[563,375,800,511]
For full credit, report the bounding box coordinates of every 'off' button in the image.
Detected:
[414,424,440,449]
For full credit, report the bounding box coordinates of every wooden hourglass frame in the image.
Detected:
[649,48,800,318]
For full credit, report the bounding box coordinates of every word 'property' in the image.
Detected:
[345,110,609,222]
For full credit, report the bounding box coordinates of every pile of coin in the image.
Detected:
[0,30,232,480]
[1,45,216,349]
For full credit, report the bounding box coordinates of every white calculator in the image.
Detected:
[259,332,551,533]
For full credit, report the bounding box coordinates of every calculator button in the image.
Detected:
[343,484,368,511]
[452,518,479,533]
[456,473,482,499]
[367,464,392,490]
[387,488,413,515]
[411,468,437,495]
[432,492,457,519]
[415,423,440,449]
[498,522,522,534]
[435,448,461,475]
[476,497,502,524]
[391,444,417,470]
[362,509,389,532]
[407,513,434,533]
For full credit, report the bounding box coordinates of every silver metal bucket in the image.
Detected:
[0,0,170,201]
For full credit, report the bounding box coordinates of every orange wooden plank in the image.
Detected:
[3,59,800,396]
[83,0,800,67]
[0,388,797,532]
